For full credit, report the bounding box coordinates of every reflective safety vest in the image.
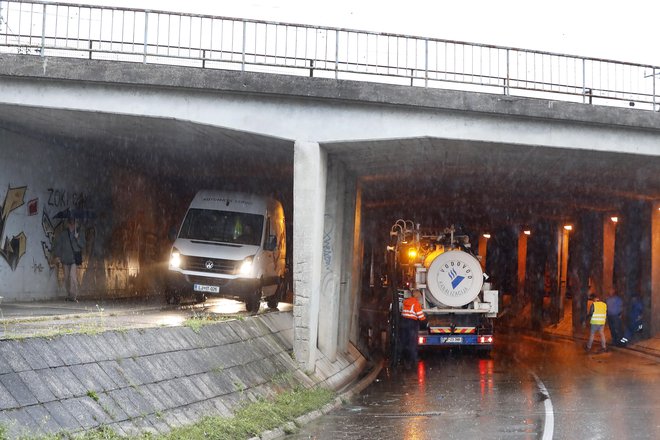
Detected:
[401,297,426,321]
[590,300,607,325]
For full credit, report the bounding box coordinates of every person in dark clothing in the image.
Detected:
[53,218,85,302]
[605,290,624,346]
[621,294,643,345]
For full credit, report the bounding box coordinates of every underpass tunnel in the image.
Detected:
[0,103,294,304]
[313,137,660,362]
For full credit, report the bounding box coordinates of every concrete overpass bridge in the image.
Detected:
[1,1,659,370]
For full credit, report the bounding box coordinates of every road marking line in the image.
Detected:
[531,371,554,440]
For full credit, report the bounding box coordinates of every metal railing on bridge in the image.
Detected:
[1,0,658,111]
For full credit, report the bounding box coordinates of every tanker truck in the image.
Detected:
[388,221,498,353]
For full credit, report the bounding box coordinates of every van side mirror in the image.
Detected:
[264,235,277,251]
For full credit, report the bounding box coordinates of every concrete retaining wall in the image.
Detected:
[0,312,366,438]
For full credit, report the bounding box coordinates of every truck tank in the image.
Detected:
[424,249,484,308]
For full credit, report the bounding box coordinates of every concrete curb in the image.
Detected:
[514,327,660,361]
[543,331,660,360]
[0,303,167,325]
[262,359,384,439]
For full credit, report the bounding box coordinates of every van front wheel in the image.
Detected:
[245,291,261,314]
[165,289,181,305]
[266,279,284,309]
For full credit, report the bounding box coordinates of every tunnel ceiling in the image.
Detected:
[325,138,660,231]
[2,103,659,232]
[0,103,294,186]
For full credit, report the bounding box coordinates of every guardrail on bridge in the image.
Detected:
[1,0,658,111]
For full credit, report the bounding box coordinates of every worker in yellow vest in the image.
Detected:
[585,294,608,353]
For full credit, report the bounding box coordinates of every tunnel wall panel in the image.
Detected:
[0,129,107,300]
[0,129,183,301]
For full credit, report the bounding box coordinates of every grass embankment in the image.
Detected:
[6,387,334,440]
[182,313,236,333]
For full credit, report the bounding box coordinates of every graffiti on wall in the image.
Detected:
[41,210,58,269]
[322,214,334,269]
[47,188,88,209]
[41,188,92,270]
[28,198,38,216]
[0,185,28,270]
[31,258,44,273]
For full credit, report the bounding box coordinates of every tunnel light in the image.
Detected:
[408,248,417,259]
[563,225,573,231]
[523,230,531,235]
[611,216,619,223]
[482,233,491,239]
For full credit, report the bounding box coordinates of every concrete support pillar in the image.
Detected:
[591,214,605,296]
[570,212,600,332]
[626,200,656,339]
[547,223,561,324]
[617,201,654,340]
[293,140,327,371]
[516,231,528,309]
[348,184,363,345]
[526,222,552,331]
[478,236,488,272]
[651,202,660,336]
[571,217,587,332]
[318,158,346,362]
[489,227,518,306]
[617,203,644,300]
[513,233,527,310]
[602,217,617,296]
[559,227,570,301]
[338,176,358,353]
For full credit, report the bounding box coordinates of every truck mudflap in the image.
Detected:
[417,331,493,347]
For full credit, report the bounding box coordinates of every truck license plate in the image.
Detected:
[194,284,219,293]
[444,337,462,343]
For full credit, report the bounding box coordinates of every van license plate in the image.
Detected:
[194,284,219,293]
[444,337,462,344]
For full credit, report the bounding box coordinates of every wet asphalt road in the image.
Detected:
[287,333,660,440]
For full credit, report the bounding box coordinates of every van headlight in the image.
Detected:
[239,257,253,276]
[170,248,181,269]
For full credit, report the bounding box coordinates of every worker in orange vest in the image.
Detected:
[585,294,608,353]
[400,289,427,368]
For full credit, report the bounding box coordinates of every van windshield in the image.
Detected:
[178,209,264,246]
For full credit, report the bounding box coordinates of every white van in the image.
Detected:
[167,190,286,313]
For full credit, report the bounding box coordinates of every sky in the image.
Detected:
[71,0,660,66]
